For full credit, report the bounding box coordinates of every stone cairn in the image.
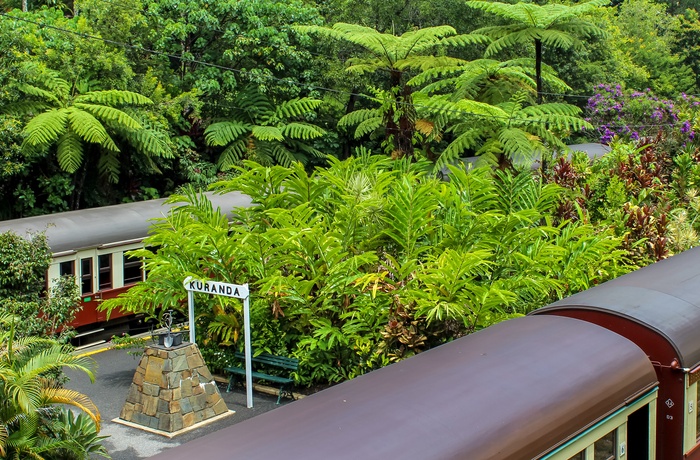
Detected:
[119,342,230,434]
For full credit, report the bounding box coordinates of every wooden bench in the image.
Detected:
[225,352,299,404]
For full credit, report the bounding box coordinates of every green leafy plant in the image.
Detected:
[204,86,326,169]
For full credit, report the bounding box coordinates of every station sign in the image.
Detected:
[183,277,249,298]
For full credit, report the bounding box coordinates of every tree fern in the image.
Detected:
[12,73,162,183]
[204,86,325,168]
[467,0,607,102]
[295,22,488,158]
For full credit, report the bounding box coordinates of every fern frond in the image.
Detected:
[395,56,465,72]
[17,84,61,105]
[538,29,576,49]
[22,109,67,147]
[338,108,381,128]
[467,1,540,25]
[3,101,51,115]
[204,121,250,146]
[56,130,84,173]
[251,126,284,142]
[275,98,323,119]
[440,33,491,48]
[280,122,325,140]
[66,108,118,151]
[74,103,142,130]
[520,102,581,118]
[499,127,539,160]
[485,29,540,56]
[74,90,152,106]
[354,117,383,138]
[98,149,121,183]
[126,127,174,158]
[437,128,484,168]
[218,139,248,170]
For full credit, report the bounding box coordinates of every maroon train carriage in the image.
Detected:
[0,192,252,340]
[534,245,700,459]
[150,315,657,460]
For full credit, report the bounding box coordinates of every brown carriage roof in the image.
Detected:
[150,316,656,460]
[535,246,700,369]
[0,192,252,254]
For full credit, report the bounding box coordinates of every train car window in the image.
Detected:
[123,254,143,285]
[80,258,93,294]
[98,254,112,290]
[593,430,616,460]
[59,261,75,276]
[567,452,584,460]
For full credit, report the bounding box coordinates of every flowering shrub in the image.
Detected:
[586,84,699,147]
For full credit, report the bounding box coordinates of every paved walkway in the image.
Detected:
[65,346,285,459]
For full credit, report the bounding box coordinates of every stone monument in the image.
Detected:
[117,314,232,435]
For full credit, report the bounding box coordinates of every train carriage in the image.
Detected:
[149,315,658,460]
[534,245,700,460]
[0,192,252,337]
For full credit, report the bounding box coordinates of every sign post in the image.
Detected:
[183,277,253,408]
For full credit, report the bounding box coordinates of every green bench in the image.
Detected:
[225,352,299,404]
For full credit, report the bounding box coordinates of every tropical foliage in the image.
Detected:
[466,0,608,102]
[204,86,326,169]
[0,230,80,342]
[0,312,107,459]
[103,155,628,385]
[296,23,489,158]
[9,69,172,184]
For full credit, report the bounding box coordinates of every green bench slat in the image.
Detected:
[225,351,298,404]
[224,366,293,384]
[233,352,298,370]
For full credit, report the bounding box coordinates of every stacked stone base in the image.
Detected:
[119,343,230,433]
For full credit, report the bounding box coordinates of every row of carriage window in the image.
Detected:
[59,253,143,295]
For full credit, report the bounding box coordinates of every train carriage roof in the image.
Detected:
[0,192,252,254]
[150,315,656,460]
[536,245,700,369]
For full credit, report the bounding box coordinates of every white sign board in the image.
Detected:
[184,278,249,298]
[183,276,253,408]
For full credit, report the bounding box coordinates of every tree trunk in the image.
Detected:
[535,38,543,104]
[341,90,359,160]
[385,70,415,159]
[22,0,28,12]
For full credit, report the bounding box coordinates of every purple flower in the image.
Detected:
[631,131,639,140]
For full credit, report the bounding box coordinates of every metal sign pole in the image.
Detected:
[243,295,252,408]
[183,277,253,406]
[187,290,196,344]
